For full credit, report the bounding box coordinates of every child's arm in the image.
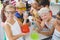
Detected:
[39,20,45,30]
[35,20,46,33]
[15,17,23,27]
[35,17,41,23]
[38,20,56,36]
[39,24,55,36]
[4,24,27,40]
[35,20,42,30]
[30,7,34,15]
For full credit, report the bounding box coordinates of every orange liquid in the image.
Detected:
[21,24,30,33]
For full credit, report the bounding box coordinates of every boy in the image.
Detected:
[15,2,26,23]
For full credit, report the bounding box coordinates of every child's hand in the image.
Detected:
[35,28,41,33]
[23,12,28,20]
[33,9,39,18]
[33,9,37,15]
[32,28,40,32]
[23,16,27,20]
[41,21,45,27]
[21,33,28,36]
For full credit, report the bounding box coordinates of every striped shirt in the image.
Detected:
[10,0,16,6]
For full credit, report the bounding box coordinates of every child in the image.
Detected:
[52,11,60,40]
[4,5,27,40]
[15,1,26,23]
[30,1,40,15]
[30,0,42,25]
[40,0,52,16]
[37,7,55,40]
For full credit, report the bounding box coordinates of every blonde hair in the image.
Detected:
[5,5,16,11]
[16,2,26,8]
[38,7,50,16]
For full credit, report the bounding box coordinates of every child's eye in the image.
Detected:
[44,15,46,16]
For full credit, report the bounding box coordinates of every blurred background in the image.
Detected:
[0,0,60,40]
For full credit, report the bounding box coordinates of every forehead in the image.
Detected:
[6,8,15,11]
[40,13,49,16]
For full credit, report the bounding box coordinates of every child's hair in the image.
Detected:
[40,0,50,7]
[16,2,26,8]
[5,5,16,11]
[57,11,60,17]
[38,7,50,16]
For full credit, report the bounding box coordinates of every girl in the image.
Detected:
[15,2,26,23]
[37,7,55,40]
[4,5,27,40]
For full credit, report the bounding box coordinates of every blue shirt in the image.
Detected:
[15,12,23,18]
[15,12,24,23]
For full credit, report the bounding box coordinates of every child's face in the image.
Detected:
[32,2,39,9]
[16,7,26,14]
[5,8,15,19]
[41,13,50,21]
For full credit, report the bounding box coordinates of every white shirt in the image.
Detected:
[5,18,23,40]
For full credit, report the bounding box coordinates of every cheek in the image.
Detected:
[9,14,14,17]
[44,16,48,19]
[41,17,45,20]
[18,10,24,13]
